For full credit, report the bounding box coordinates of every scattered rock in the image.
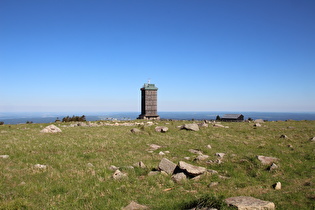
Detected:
[40,125,62,133]
[280,134,288,139]
[87,163,94,168]
[133,161,146,168]
[206,144,212,149]
[213,123,225,128]
[122,201,149,210]
[207,169,218,175]
[254,123,262,127]
[130,128,141,134]
[198,122,208,128]
[155,126,169,133]
[215,153,225,158]
[195,154,209,161]
[159,151,165,156]
[158,158,178,175]
[254,119,265,123]
[225,196,275,210]
[112,170,127,180]
[188,149,203,155]
[208,182,219,188]
[34,164,47,169]
[172,172,187,183]
[257,155,278,165]
[184,157,191,160]
[148,171,160,176]
[274,182,281,190]
[310,137,315,142]
[109,165,119,171]
[178,161,206,176]
[268,163,279,171]
[181,123,200,131]
[0,155,9,159]
[148,144,161,150]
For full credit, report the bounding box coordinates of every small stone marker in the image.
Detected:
[225,196,275,210]
[122,201,149,210]
[158,158,177,175]
[40,125,62,133]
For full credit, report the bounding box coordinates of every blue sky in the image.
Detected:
[1,0,314,113]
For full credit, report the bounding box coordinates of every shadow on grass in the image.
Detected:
[179,194,235,209]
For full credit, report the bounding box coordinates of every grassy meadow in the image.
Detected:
[0,120,314,209]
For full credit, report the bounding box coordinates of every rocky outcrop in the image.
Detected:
[225,196,275,210]
[40,125,62,133]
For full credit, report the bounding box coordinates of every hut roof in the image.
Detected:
[222,114,243,119]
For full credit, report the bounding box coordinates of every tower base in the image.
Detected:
[137,114,160,120]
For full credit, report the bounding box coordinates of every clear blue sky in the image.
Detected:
[1,0,314,113]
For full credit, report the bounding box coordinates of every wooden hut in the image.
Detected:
[221,114,244,122]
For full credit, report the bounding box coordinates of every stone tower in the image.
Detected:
[138,82,159,120]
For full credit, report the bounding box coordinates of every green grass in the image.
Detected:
[0,120,314,209]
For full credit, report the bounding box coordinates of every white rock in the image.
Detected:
[112,170,127,180]
[34,164,47,169]
[40,125,62,133]
[274,182,281,190]
[159,151,165,156]
[0,155,9,159]
[216,153,225,158]
[206,144,212,149]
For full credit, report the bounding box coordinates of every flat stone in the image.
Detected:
[225,196,275,210]
[188,149,203,155]
[254,123,262,127]
[148,171,160,176]
[148,144,161,150]
[195,154,209,161]
[178,161,207,176]
[254,119,265,123]
[109,165,119,171]
[206,144,212,149]
[158,158,177,175]
[181,123,200,131]
[208,182,219,187]
[34,164,47,169]
[0,155,9,159]
[268,163,279,171]
[172,172,187,183]
[155,126,169,133]
[122,201,149,210]
[257,155,278,165]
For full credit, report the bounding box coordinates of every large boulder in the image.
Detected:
[225,196,275,210]
[40,125,62,133]
[158,158,177,175]
[181,123,200,131]
[178,161,206,176]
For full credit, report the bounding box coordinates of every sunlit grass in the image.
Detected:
[0,120,314,209]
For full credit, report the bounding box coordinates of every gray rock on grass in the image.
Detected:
[257,155,278,165]
[112,170,127,180]
[130,128,141,133]
[0,155,9,159]
[225,196,275,210]
[155,126,169,133]
[171,172,187,183]
[158,158,177,175]
[181,123,200,131]
[178,161,206,176]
